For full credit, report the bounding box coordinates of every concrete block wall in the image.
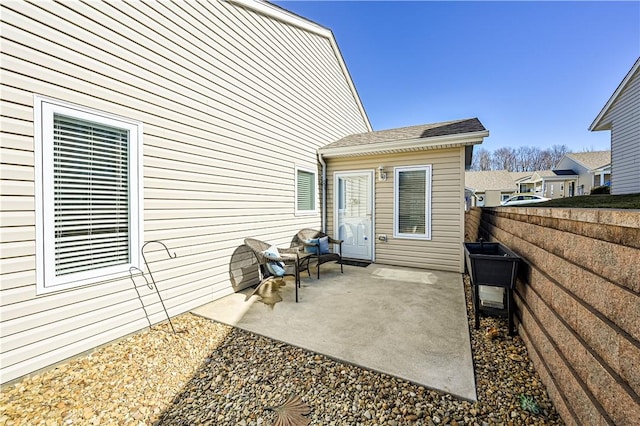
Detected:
[465,207,640,425]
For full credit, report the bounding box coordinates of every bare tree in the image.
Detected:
[547,144,570,168]
[492,147,517,171]
[471,147,492,171]
[534,149,552,170]
[471,144,572,172]
[515,146,536,171]
[527,147,546,171]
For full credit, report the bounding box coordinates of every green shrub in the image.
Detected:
[591,185,610,195]
[519,394,541,415]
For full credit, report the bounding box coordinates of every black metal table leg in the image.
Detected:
[295,260,299,303]
[474,283,480,329]
[507,287,514,335]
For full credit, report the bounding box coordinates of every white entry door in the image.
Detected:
[334,171,373,260]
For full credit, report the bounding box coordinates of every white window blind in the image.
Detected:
[53,114,130,276]
[296,168,316,213]
[394,165,431,239]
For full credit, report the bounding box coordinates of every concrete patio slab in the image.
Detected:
[192,263,476,401]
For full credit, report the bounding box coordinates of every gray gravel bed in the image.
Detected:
[157,276,563,425]
[1,275,563,425]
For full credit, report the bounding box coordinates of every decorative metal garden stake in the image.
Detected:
[128,240,177,334]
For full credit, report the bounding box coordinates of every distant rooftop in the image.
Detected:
[564,151,611,170]
[509,171,534,182]
[536,170,559,178]
[465,170,517,192]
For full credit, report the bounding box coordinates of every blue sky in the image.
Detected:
[273,1,639,152]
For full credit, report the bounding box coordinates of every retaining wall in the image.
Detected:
[465,207,640,425]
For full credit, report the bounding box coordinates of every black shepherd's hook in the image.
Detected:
[127,240,178,334]
[129,266,153,329]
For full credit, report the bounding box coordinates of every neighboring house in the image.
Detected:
[320,119,489,273]
[590,57,640,195]
[510,171,535,194]
[464,170,517,207]
[0,0,372,384]
[555,151,612,195]
[521,169,579,199]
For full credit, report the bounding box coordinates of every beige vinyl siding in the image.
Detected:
[555,157,591,194]
[326,148,466,273]
[0,0,369,383]
[601,69,640,195]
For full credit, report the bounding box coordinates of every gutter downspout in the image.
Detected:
[318,152,327,233]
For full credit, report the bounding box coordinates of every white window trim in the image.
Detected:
[34,95,143,294]
[294,164,319,216]
[393,165,432,240]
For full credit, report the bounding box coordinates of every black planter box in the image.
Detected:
[463,241,521,335]
[464,242,520,289]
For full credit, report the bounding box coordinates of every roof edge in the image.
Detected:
[563,152,611,171]
[319,130,489,158]
[228,0,330,36]
[227,0,372,131]
[589,57,640,131]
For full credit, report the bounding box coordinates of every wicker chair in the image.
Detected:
[243,238,303,302]
[291,229,343,279]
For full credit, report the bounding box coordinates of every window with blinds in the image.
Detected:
[295,166,317,214]
[394,165,432,239]
[53,114,130,276]
[35,96,143,293]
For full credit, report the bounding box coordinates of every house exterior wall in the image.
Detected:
[540,179,574,199]
[0,0,369,384]
[483,190,506,207]
[554,159,592,195]
[599,67,640,195]
[325,147,467,273]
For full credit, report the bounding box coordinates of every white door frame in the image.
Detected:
[333,170,375,261]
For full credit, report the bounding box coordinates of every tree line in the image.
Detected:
[470,144,571,172]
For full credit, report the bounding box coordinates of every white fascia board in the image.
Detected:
[227,0,330,35]
[543,175,578,181]
[319,130,489,158]
[594,164,612,172]
[589,57,640,131]
[226,0,372,131]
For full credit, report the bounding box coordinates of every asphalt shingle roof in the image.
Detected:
[509,171,534,182]
[465,170,518,192]
[323,118,486,149]
[536,170,557,178]
[565,151,611,170]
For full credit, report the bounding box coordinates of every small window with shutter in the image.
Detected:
[295,166,318,215]
[394,165,432,240]
[35,96,143,293]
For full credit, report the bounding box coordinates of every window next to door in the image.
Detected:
[34,96,143,294]
[295,165,318,216]
[394,165,432,240]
